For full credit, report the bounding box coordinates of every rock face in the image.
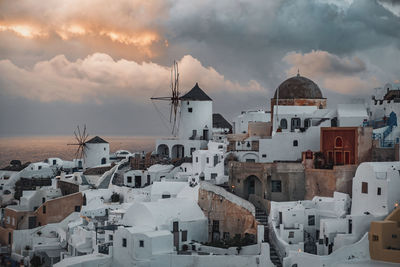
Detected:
[197,184,258,242]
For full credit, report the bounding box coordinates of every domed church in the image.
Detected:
[270,72,327,121]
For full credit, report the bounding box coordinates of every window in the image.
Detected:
[173,221,179,232]
[139,240,144,247]
[291,118,301,131]
[53,159,57,165]
[335,136,343,148]
[104,147,106,151]
[42,197,46,203]
[212,220,219,232]
[280,119,288,129]
[38,166,42,170]
[223,232,230,240]
[362,182,368,194]
[308,215,315,226]
[122,238,127,247]
[377,187,381,195]
[109,235,113,241]
[211,173,217,180]
[182,230,187,242]
[246,159,256,163]
[43,206,46,214]
[127,176,132,183]
[188,107,193,113]
[304,119,311,128]
[206,157,209,164]
[293,140,298,147]
[271,180,282,192]
[75,206,81,212]
[162,194,171,199]
[262,154,267,158]
[392,234,398,239]
[196,157,198,163]
[288,231,294,238]
[372,235,379,241]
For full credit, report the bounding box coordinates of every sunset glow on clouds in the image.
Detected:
[0,0,399,135]
[0,53,264,103]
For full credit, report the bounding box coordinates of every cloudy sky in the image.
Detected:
[0,0,399,136]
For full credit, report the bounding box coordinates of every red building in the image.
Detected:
[320,127,359,165]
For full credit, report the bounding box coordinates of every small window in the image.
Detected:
[262,154,266,158]
[104,147,106,151]
[280,119,287,129]
[75,206,81,212]
[293,140,298,147]
[109,235,113,241]
[182,230,187,242]
[38,166,42,170]
[335,136,343,148]
[188,107,193,113]
[42,197,46,203]
[162,194,171,199]
[372,235,379,241]
[308,215,315,226]
[288,231,294,238]
[196,157,198,163]
[53,160,57,165]
[43,206,46,214]
[377,187,381,195]
[139,240,144,247]
[271,180,282,192]
[206,157,209,164]
[392,234,398,239]
[362,182,368,194]
[122,238,127,247]
[211,173,217,179]
[127,176,132,183]
[173,221,179,232]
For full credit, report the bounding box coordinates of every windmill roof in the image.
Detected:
[85,136,108,144]
[213,113,232,130]
[180,83,212,101]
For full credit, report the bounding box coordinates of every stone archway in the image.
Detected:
[171,144,184,159]
[243,175,262,200]
[157,144,169,158]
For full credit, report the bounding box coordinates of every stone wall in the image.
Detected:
[35,192,82,226]
[228,161,305,208]
[304,165,357,199]
[198,183,257,242]
[0,227,13,246]
[57,180,79,196]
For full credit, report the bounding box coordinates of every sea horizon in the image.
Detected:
[0,135,161,168]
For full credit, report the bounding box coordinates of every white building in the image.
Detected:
[233,110,270,134]
[83,136,110,169]
[269,192,351,259]
[122,198,208,249]
[192,141,227,184]
[275,161,400,266]
[156,83,212,159]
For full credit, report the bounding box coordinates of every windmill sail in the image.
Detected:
[67,124,89,160]
[151,61,181,136]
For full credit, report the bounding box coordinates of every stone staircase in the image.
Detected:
[255,208,282,267]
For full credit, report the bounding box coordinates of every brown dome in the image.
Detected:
[273,75,323,99]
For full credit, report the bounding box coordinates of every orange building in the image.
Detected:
[369,208,400,263]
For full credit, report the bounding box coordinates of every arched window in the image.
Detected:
[280,119,288,129]
[335,136,343,148]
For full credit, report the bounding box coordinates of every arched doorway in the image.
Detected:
[157,144,169,158]
[243,175,262,200]
[171,144,184,159]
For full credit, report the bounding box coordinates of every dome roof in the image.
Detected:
[273,75,323,99]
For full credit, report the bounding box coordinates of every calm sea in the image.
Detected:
[0,136,158,168]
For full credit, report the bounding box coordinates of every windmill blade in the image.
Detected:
[169,103,173,123]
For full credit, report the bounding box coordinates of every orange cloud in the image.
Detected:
[0,0,168,57]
